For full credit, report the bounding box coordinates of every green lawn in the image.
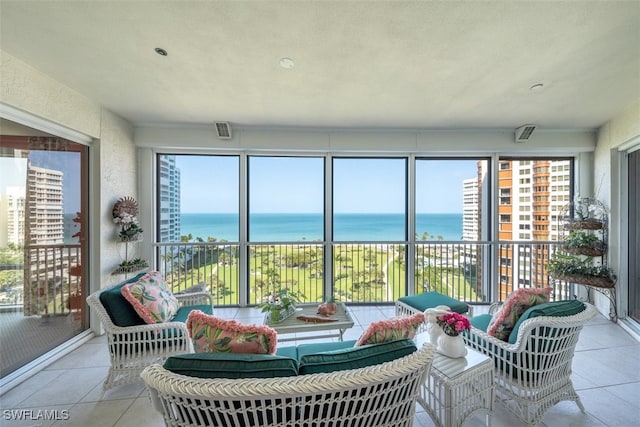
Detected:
[167,243,476,306]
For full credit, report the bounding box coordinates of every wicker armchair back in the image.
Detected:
[86,275,213,392]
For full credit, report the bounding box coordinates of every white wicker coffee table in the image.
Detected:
[419,347,494,427]
[266,303,354,343]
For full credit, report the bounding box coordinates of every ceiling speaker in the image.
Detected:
[515,124,536,143]
[215,122,232,139]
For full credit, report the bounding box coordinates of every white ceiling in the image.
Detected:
[1,1,639,131]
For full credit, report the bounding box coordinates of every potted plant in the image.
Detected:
[548,253,615,288]
[259,288,304,324]
[563,231,606,256]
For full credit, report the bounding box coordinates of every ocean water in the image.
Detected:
[179,213,463,242]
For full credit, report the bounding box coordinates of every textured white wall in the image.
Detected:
[1,51,101,138]
[98,110,136,286]
[136,125,596,154]
[1,50,137,289]
[593,98,640,318]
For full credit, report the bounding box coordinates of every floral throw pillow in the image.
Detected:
[186,310,278,355]
[121,270,179,324]
[487,287,552,341]
[356,312,425,346]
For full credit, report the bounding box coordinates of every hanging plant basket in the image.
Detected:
[119,234,143,243]
[563,245,605,257]
[563,219,604,231]
[552,274,616,289]
[112,259,149,275]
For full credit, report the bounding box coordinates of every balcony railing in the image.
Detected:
[0,241,571,313]
[154,240,568,307]
[0,244,83,317]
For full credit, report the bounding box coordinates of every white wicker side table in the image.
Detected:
[418,347,494,427]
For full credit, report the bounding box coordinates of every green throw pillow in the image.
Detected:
[99,273,148,327]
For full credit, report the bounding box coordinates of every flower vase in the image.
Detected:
[427,318,443,345]
[424,306,451,345]
[436,333,468,358]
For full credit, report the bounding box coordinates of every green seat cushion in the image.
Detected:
[99,273,148,327]
[298,338,417,375]
[508,299,585,344]
[398,291,469,314]
[163,352,299,379]
[172,304,213,322]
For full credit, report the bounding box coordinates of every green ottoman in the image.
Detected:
[395,291,470,319]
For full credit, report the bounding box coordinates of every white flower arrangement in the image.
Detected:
[112,197,144,241]
[113,212,138,227]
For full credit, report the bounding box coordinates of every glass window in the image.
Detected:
[157,154,240,305]
[249,156,324,242]
[333,158,405,241]
[158,154,240,242]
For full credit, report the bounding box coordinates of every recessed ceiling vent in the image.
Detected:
[515,124,536,143]
[215,122,232,140]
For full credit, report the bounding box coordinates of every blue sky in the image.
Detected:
[0,152,81,214]
[1,153,479,215]
[175,156,480,214]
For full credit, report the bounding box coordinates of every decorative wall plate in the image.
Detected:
[112,196,139,218]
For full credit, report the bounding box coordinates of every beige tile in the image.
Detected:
[1,304,638,427]
[114,395,164,427]
[16,367,106,407]
[1,369,63,408]
[81,379,146,403]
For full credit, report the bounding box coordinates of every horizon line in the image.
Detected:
[180,211,463,215]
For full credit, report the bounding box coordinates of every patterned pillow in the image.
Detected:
[355,312,425,346]
[121,271,180,324]
[487,287,552,341]
[186,310,278,355]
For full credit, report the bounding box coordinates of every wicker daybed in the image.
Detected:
[141,343,436,427]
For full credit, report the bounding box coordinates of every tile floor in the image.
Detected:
[1,305,639,426]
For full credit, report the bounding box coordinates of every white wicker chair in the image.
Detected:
[87,280,213,392]
[462,302,597,426]
[141,343,436,427]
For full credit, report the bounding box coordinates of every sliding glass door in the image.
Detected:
[0,119,89,379]
[629,150,639,323]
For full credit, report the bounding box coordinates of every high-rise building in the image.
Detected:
[0,186,26,246]
[158,155,181,242]
[496,159,572,299]
[462,177,479,241]
[25,164,64,245]
[21,162,65,315]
